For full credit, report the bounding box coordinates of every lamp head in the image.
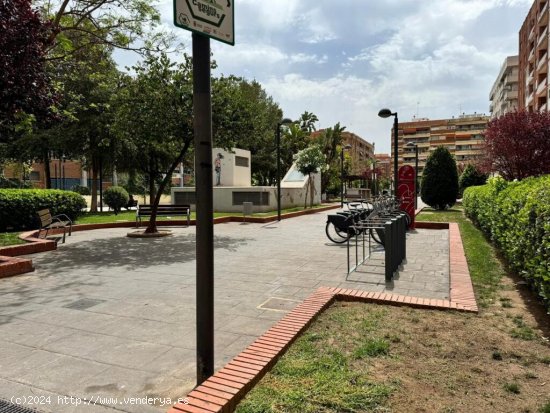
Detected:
[378,108,393,118]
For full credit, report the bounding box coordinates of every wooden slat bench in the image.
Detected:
[136,204,190,228]
[37,209,72,243]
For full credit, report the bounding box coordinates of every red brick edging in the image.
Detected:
[0,255,34,278]
[169,224,478,413]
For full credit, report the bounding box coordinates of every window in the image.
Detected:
[174,191,196,205]
[29,171,40,181]
[235,156,249,167]
[232,192,269,206]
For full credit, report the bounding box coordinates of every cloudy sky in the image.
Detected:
[121,0,533,153]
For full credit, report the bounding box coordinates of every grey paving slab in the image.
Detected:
[0,209,450,412]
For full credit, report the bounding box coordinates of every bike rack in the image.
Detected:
[346,199,408,282]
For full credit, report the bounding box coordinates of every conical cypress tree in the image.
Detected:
[420,146,458,210]
[459,163,487,196]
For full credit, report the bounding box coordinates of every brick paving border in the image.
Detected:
[168,221,478,413]
[0,255,34,278]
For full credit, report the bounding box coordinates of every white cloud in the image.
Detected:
[146,0,532,153]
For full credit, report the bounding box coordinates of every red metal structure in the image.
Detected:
[397,165,416,229]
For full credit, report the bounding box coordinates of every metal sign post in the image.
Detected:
[174,0,234,387]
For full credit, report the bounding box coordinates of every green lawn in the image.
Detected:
[75,205,329,225]
[0,204,331,245]
[0,232,25,247]
[416,206,506,307]
[236,305,395,413]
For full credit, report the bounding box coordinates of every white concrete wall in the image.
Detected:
[212,148,251,187]
[171,171,321,213]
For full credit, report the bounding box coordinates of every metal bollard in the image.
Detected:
[384,220,393,281]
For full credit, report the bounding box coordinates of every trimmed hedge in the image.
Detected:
[0,189,87,231]
[463,176,550,308]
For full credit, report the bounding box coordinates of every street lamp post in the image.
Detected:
[340,144,352,207]
[378,109,399,196]
[405,142,419,209]
[276,118,294,221]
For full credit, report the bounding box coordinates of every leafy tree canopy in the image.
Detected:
[39,0,172,60]
[0,0,57,144]
[459,163,487,196]
[482,110,550,180]
[294,145,326,208]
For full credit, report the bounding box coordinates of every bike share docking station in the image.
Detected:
[348,166,415,282]
[346,208,408,281]
[325,166,416,283]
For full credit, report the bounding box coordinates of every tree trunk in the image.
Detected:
[309,174,315,208]
[304,173,310,209]
[43,150,51,189]
[90,156,98,212]
[145,142,191,234]
[148,156,156,204]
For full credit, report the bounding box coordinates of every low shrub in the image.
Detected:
[71,185,91,195]
[0,189,87,231]
[463,176,550,309]
[0,176,32,189]
[103,186,129,215]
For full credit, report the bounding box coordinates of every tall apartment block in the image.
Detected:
[519,0,549,112]
[394,114,489,178]
[489,56,519,118]
[311,130,374,175]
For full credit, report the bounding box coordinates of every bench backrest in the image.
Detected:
[138,204,190,215]
[37,209,52,227]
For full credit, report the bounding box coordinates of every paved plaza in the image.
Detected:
[0,210,449,413]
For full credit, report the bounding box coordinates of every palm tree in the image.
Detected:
[299,111,319,133]
[315,123,346,195]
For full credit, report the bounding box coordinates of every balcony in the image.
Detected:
[539,2,549,25]
[536,78,547,95]
[530,24,536,41]
[527,91,535,106]
[505,90,519,100]
[537,26,548,49]
[529,47,536,62]
[537,52,548,71]
[541,102,548,111]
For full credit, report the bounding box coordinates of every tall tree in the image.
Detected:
[113,52,193,233]
[421,146,458,210]
[481,110,550,180]
[299,111,319,133]
[211,76,282,185]
[314,123,346,194]
[294,145,325,208]
[0,0,57,145]
[281,124,309,174]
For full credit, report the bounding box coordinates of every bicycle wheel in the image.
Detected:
[369,228,384,246]
[325,222,350,244]
[402,211,411,230]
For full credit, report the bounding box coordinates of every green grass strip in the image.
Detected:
[417,207,506,307]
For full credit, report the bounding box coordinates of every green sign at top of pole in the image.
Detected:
[174,0,234,45]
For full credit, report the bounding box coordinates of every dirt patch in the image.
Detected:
[363,300,549,413]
